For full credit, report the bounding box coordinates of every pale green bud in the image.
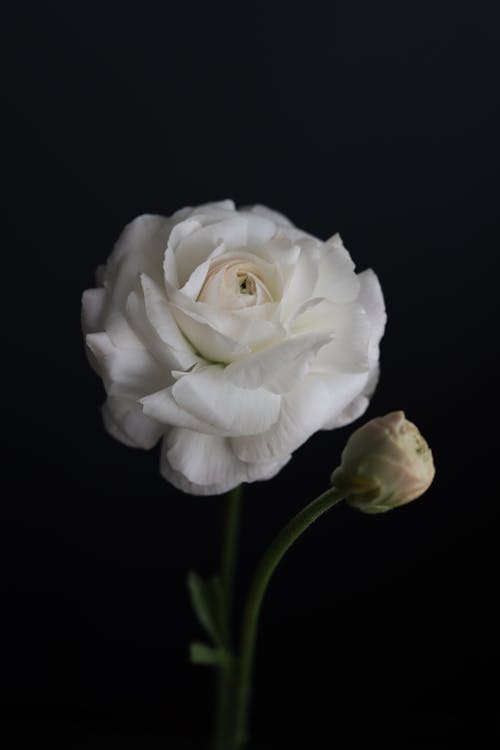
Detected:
[331,411,435,514]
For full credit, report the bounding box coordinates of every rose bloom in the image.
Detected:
[82,201,386,495]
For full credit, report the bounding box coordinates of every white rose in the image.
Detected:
[82,200,386,495]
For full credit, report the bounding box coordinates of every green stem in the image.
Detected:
[220,485,243,632]
[232,486,345,748]
[213,485,243,750]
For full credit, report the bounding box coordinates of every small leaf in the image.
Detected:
[207,576,227,641]
[189,641,219,665]
[189,641,233,671]
[187,572,225,646]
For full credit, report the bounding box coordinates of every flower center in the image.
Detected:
[197,259,273,309]
[237,271,256,295]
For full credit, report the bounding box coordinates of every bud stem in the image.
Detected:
[231,485,345,748]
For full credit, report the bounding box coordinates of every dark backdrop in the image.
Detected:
[3,2,499,748]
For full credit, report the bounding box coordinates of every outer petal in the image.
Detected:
[161,463,231,496]
[243,204,294,227]
[102,214,174,312]
[124,287,194,372]
[105,309,147,350]
[163,218,201,288]
[322,366,380,430]
[140,387,224,435]
[231,371,370,463]
[139,273,199,368]
[81,288,106,334]
[313,234,360,303]
[293,299,371,374]
[357,269,387,367]
[171,199,236,223]
[163,429,244,491]
[102,397,164,449]
[171,366,281,436]
[85,331,165,399]
[160,428,290,496]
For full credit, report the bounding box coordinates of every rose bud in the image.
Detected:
[330,411,435,513]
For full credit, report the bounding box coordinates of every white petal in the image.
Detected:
[103,214,173,311]
[293,299,371,374]
[106,309,147,350]
[280,247,320,320]
[81,288,106,334]
[165,269,284,358]
[140,387,224,435]
[172,366,281,436]
[174,215,277,288]
[242,206,316,244]
[102,397,164,449]
[163,243,179,289]
[85,331,165,399]
[322,366,380,429]
[357,269,387,366]
[178,241,231,301]
[201,199,236,211]
[83,286,147,352]
[313,234,360,303]
[174,217,249,288]
[160,429,290,496]
[224,332,332,393]
[252,235,301,267]
[323,394,369,430]
[160,462,227,496]
[124,287,195,372]
[241,213,279,245]
[180,259,211,300]
[231,372,369,463]
[172,200,236,222]
[244,453,292,481]
[163,218,202,288]
[140,274,199,368]
[169,302,250,363]
[243,204,294,227]
[167,218,203,253]
[163,429,244,490]
[232,301,281,323]
[197,307,282,352]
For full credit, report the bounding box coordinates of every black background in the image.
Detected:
[3,2,499,748]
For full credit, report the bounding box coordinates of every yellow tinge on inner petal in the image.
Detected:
[198,259,273,309]
[237,270,257,295]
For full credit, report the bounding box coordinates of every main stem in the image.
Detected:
[213,485,243,750]
[232,486,345,748]
[220,485,243,633]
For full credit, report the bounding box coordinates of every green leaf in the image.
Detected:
[189,641,219,665]
[187,572,226,646]
[189,641,233,671]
